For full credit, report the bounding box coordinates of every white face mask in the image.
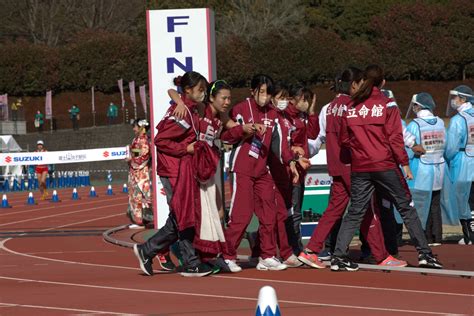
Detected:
[450,99,459,109]
[276,100,289,110]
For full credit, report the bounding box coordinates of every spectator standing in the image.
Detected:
[11,98,22,121]
[107,102,119,125]
[34,110,44,133]
[69,104,80,130]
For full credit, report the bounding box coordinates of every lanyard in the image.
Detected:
[247,98,268,142]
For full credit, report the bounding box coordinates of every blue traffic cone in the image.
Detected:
[51,190,60,202]
[1,194,11,208]
[89,186,97,197]
[106,184,113,195]
[27,192,36,205]
[72,188,79,200]
[256,286,281,316]
[12,178,19,191]
[122,183,128,194]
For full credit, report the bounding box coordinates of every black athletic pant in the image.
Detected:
[334,169,432,258]
[140,177,200,269]
[285,183,304,254]
[425,190,442,244]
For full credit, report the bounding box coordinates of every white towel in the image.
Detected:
[199,178,226,243]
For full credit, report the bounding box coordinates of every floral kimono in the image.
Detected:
[127,133,153,225]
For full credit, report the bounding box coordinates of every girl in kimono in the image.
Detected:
[127,119,153,226]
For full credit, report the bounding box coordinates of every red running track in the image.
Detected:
[0,186,473,315]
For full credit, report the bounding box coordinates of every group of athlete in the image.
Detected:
[132,65,473,277]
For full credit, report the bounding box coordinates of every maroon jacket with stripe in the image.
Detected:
[154,96,199,178]
[325,93,352,176]
[339,87,408,172]
[221,98,296,178]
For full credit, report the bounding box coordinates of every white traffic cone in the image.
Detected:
[256,286,281,316]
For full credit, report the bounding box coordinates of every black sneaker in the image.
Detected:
[180,263,214,277]
[133,244,153,276]
[418,253,443,269]
[157,253,177,271]
[330,256,359,272]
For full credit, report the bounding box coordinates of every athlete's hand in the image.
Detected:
[297,157,311,170]
[402,165,414,180]
[172,102,187,119]
[309,94,317,115]
[243,123,257,137]
[186,142,196,154]
[254,123,266,136]
[290,162,300,184]
[291,146,305,157]
[411,144,426,155]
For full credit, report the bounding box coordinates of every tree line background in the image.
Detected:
[0,0,473,97]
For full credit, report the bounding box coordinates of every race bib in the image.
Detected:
[248,136,262,159]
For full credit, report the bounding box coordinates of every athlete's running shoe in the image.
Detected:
[317,249,332,261]
[157,253,176,271]
[224,259,243,273]
[330,256,359,272]
[298,250,325,269]
[378,255,407,267]
[418,253,443,269]
[283,254,303,268]
[133,244,153,276]
[181,263,213,277]
[256,257,287,271]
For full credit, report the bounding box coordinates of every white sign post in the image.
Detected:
[147,8,216,228]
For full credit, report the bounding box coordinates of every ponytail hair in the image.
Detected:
[180,71,208,92]
[338,67,363,95]
[351,65,384,105]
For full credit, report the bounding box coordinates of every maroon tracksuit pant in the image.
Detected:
[306,173,389,262]
[223,171,278,260]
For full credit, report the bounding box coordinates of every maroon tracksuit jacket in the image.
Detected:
[154,96,199,178]
[221,98,296,260]
[339,87,409,171]
[306,93,389,262]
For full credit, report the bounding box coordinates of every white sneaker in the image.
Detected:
[256,257,288,271]
[458,238,472,245]
[283,254,303,268]
[224,259,242,273]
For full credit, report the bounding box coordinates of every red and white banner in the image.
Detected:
[139,85,147,115]
[91,86,95,113]
[118,79,125,108]
[0,146,129,166]
[129,81,136,106]
[45,90,52,119]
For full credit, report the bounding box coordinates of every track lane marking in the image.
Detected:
[0,276,466,315]
[0,302,132,315]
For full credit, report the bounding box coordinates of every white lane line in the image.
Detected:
[0,302,133,315]
[0,250,115,256]
[0,202,126,227]
[0,276,464,315]
[0,195,126,217]
[1,235,471,298]
[213,275,474,298]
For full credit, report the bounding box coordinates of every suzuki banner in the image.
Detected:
[147,8,216,228]
[0,146,129,166]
